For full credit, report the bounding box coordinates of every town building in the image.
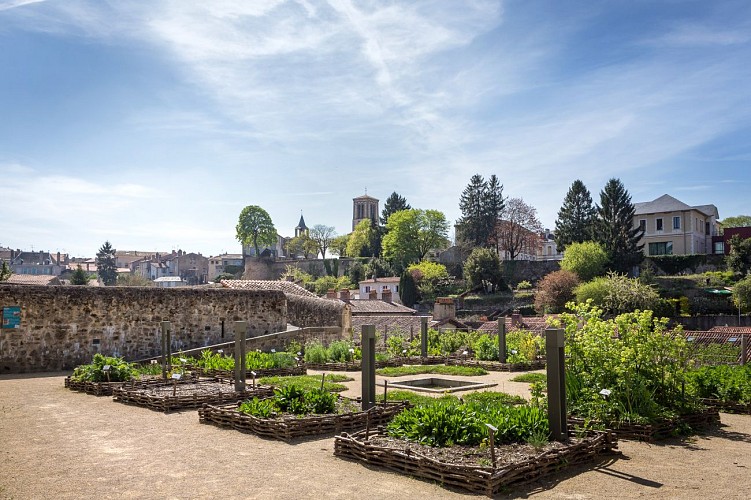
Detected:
[208,254,244,281]
[352,193,379,231]
[357,276,401,301]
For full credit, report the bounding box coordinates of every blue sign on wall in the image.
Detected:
[2,306,21,329]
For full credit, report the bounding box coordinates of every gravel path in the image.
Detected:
[1,371,750,499]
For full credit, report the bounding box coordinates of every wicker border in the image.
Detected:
[445,357,546,372]
[567,407,721,441]
[334,428,618,496]
[304,356,446,371]
[112,380,273,412]
[64,375,197,397]
[199,400,410,442]
[699,398,751,415]
[184,365,306,380]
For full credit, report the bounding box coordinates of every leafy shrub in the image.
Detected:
[71,354,134,382]
[328,340,354,363]
[733,275,751,313]
[303,341,329,364]
[574,273,662,316]
[687,365,751,404]
[239,397,277,418]
[505,330,544,362]
[516,280,532,290]
[473,334,499,361]
[193,350,296,371]
[463,391,526,406]
[239,385,338,417]
[560,241,608,281]
[534,270,580,313]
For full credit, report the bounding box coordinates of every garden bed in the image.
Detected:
[334,428,618,496]
[304,356,446,372]
[567,407,721,441]
[64,374,197,397]
[184,365,305,380]
[112,379,273,412]
[699,398,751,415]
[199,400,410,442]
[445,357,546,372]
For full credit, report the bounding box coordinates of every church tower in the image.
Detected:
[295,213,309,237]
[352,193,379,231]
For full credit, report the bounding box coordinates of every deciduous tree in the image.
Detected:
[720,215,751,229]
[534,270,580,313]
[381,192,411,225]
[492,198,542,260]
[310,224,336,258]
[236,205,277,258]
[560,241,608,282]
[382,209,449,267]
[463,247,503,293]
[96,241,117,286]
[554,179,597,252]
[595,178,644,273]
[732,275,751,312]
[288,234,318,259]
[347,219,373,257]
[728,235,751,276]
[329,234,350,257]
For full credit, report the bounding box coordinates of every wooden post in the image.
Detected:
[742,335,748,366]
[361,325,376,411]
[420,316,428,358]
[234,321,247,392]
[160,321,171,380]
[545,328,567,441]
[498,319,506,363]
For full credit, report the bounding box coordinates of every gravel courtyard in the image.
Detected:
[1,370,750,499]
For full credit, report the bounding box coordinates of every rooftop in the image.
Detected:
[220,279,317,297]
[633,194,718,218]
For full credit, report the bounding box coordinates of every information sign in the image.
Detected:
[2,306,21,329]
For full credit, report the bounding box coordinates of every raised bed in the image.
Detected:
[112,379,273,412]
[199,400,410,442]
[567,407,721,441]
[445,357,546,372]
[304,356,446,372]
[184,365,306,380]
[699,398,751,415]
[334,428,618,496]
[64,375,198,397]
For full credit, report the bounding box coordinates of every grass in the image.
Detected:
[378,389,526,407]
[510,372,547,384]
[258,374,353,393]
[376,365,488,377]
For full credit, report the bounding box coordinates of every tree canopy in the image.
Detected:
[381,192,411,225]
[329,234,350,257]
[595,178,644,273]
[560,241,609,282]
[728,235,751,276]
[382,209,449,267]
[720,215,751,229]
[287,234,318,259]
[236,205,277,258]
[554,179,596,252]
[347,219,373,257]
[70,265,91,286]
[492,197,542,260]
[732,275,751,313]
[309,224,336,258]
[456,174,505,248]
[96,241,117,286]
[463,247,504,293]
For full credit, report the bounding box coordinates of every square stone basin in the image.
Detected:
[380,377,497,394]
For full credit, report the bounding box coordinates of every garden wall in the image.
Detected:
[673,315,751,331]
[0,285,286,373]
[244,257,357,280]
[286,294,347,329]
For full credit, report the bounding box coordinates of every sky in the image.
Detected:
[1,0,750,258]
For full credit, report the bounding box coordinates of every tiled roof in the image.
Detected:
[359,277,401,284]
[220,280,317,297]
[351,315,430,341]
[347,299,416,315]
[708,326,751,334]
[633,194,718,218]
[3,275,62,285]
[683,330,750,363]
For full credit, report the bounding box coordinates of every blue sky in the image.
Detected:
[1,0,749,258]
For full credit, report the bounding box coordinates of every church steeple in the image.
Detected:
[295,211,309,237]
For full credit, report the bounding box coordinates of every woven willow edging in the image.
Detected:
[334,429,618,496]
[445,358,546,372]
[185,365,306,380]
[304,356,446,372]
[699,398,751,415]
[199,401,411,442]
[64,375,198,397]
[568,407,721,441]
[112,380,273,412]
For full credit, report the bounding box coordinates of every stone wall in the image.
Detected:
[0,285,286,373]
[286,294,346,328]
[244,257,357,280]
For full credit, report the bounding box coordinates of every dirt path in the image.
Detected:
[1,372,750,499]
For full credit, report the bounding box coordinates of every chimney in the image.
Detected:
[433,297,456,321]
[326,288,337,299]
[339,289,350,302]
[382,288,393,303]
[57,252,61,265]
[369,289,378,300]
[511,309,521,328]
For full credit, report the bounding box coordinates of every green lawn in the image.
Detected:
[258,374,353,393]
[510,372,547,384]
[376,365,488,377]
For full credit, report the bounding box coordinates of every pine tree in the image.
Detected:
[381,192,411,225]
[457,174,504,248]
[70,265,90,285]
[554,179,597,252]
[96,241,118,286]
[595,178,644,273]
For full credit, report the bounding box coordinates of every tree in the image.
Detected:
[534,270,580,313]
[347,219,373,257]
[574,273,662,316]
[0,262,11,281]
[117,273,154,287]
[364,258,393,280]
[456,174,505,248]
[288,234,318,259]
[70,265,91,285]
[560,241,608,282]
[236,205,277,258]
[492,197,542,260]
[381,209,449,267]
[399,271,418,307]
[728,235,751,276]
[463,247,504,293]
[407,261,452,301]
[554,179,597,252]
[381,192,411,225]
[595,178,644,274]
[732,275,751,313]
[329,234,350,257]
[720,215,751,229]
[309,224,336,258]
[96,241,117,286]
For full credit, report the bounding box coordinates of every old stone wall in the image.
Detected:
[286,294,346,328]
[244,257,357,280]
[0,285,286,373]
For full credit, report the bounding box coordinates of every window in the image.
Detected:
[364,286,370,293]
[648,241,673,256]
[639,219,646,232]
[714,241,725,254]
[656,218,663,231]
[705,222,710,236]
[673,216,681,230]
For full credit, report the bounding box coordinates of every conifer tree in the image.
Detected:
[595,178,644,273]
[399,271,418,307]
[70,265,90,285]
[96,241,118,286]
[381,192,411,225]
[457,174,504,248]
[554,179,597,252]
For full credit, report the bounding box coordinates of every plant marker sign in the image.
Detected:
[2,306,21,329]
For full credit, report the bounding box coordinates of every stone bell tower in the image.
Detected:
[352,192,379,231]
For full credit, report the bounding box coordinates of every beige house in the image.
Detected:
[633,194,719,256]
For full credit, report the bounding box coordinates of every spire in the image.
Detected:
[296,211,307,230]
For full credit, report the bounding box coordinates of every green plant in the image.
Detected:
[463,391,526,406]
[510,373,546,384]
[239,397,277,418]
[687,365,751,404]
[473,334,499,361]
[258,374,352,393]
[516,280,532,290]
[303,341,329,364]
[376,365,487,377]
[71,354,135,382]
